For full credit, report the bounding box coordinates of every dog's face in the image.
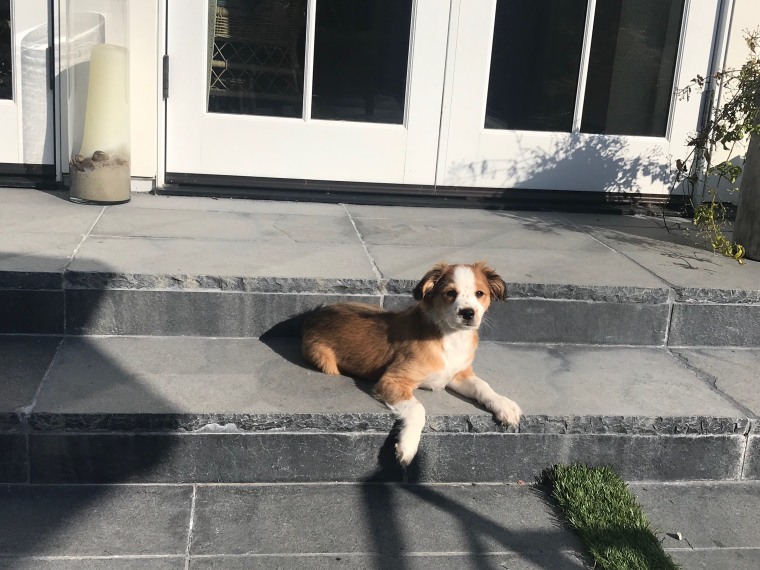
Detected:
[413,262,507,330]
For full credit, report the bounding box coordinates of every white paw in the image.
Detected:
[395,433,421,466]
[492,396,522,427]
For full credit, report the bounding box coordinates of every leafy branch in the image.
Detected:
[674,28,760,264]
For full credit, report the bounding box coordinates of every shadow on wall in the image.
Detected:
[446,132,681,196]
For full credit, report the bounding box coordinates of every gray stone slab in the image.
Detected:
[65,290,380,336]
[70,236,377,280]
[34,337,385,415]
[94,208,358,244]
[669,303,760,347]
[28,432,746,483]
[633,482,760,547]
[0,336,60,412]
[29,432,392,483]
[354,216,607,251]
[63,272,378,294]
[0,485,192,557]
[670,349,760,416]
[346,204,568,225]
[189,552,590,569]
[367,244,668,291]
[126,192,345,216]
[667,549,760,570]
[0,434,27,483]
[589,227,760,301]
[487,298,669,345]
[0,558,185,570]
[0,290,63,334]
[564,213,710,249]
[382,295,669,345]
[190,484,585,564]
[0,270,62,290]
[0,233,84,275]
[418,433,745,482]
[0,196,102,235]
[463,343,744,419]
[745,436,760,479]
[31,338,744,428]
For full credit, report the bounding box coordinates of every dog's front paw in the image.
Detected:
[492,396,522,427]
[395,436,420,467]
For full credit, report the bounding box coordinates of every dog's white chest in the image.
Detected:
[420,330,475,390]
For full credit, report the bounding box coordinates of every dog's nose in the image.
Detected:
[459,308,475,321]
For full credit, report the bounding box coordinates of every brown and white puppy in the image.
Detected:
[301,261,522,465]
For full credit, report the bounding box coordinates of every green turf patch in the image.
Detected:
[540,464,680,570]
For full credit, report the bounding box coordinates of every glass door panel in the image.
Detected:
[1,1,11,101]
[485,0,586,132]
[0,0,55,167]
[581,0,684,136]
[208,0,307,118]
[440,0,719,194]
[312,0,411,124]
[167,0,441,184]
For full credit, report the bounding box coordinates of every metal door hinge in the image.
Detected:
[162,55,169,100]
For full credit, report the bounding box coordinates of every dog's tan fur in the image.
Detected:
[302,261,521,465]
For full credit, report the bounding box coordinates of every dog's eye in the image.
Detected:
[475,291,485,298]
[445,290,457,299]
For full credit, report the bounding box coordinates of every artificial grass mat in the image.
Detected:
[541,464,679,570]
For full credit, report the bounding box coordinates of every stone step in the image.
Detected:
[2,335,757,484]
[3,268,760,346]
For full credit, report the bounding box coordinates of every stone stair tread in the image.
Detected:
[5,336,754,430]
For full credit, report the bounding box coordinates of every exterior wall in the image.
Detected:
[58,0,757,195]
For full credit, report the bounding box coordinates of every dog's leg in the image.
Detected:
[448,369,522,427]
[375,376,426,466]
[302,342,340,376]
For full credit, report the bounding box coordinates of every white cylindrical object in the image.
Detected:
[79,43,129,157]
[69,43,130,204]
[63,11,106,163]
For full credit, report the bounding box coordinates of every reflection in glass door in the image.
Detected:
[441,0,719,195]
[0,0,55,169]
[0,1,11,101]
[207,0,412,124]
[167,0,445,184]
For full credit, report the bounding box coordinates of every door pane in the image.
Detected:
[0,0,10,100]
[208,0,307,118]
[581,0,684,136]
[485,0,587,132]
[311,0,411,124]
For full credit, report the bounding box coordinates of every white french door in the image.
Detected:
[165,0,719,195]
[439,0,718,194]
[166,0,448,185]
[0,0,55,168]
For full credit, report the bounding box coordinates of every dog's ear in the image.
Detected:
[413,263,449,301]
[475,261,507,301]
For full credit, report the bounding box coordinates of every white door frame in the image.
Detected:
[161,0,722,196]
[165,0,449,185]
